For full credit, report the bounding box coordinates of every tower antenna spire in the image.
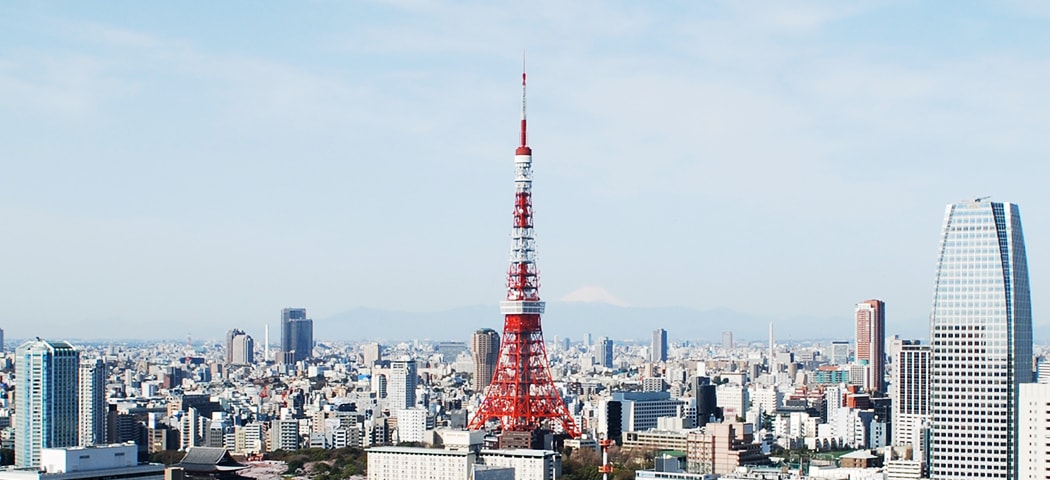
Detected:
[519,50,528,151]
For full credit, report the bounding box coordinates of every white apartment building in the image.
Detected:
[748,386,782,417]
[396,408,430,443]
[1019,383,1050,480]
[269,419,299,451]
[233,423,264,455]
[479,450,560,480]
[715,384,748,420]
[78,358,106,447]
[891,340,930,458]
[367,446,475,480]
[366,441,560,480]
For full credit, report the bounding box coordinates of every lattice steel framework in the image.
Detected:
[467,68,581,438]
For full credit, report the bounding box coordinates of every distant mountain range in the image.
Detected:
[315,302,888,344]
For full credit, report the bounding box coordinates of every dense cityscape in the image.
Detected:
[5,4,1048,480]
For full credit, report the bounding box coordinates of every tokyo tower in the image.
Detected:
[467,66,581,438]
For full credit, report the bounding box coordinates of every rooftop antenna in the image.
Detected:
[518,49,529,152]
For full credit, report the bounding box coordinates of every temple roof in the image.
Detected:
[176,447,248,473]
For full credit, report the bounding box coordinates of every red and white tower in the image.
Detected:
[467,67,581,438]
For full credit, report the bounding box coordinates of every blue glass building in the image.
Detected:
[929,199,1033,479]
[15,339,80,467]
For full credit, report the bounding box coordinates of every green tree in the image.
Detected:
[761,412,775,431]
[149,450,186,466]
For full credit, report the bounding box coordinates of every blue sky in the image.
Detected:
[2,1,1049,342]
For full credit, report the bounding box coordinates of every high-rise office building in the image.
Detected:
[891,339,930,465]
[855,299,886,393]
[362,342,382,367]
[929,199,1033,479]
[389,360,418,412]
[598,337,614,369]
[15,339,79,467]
[78,357,106,446]
[471,329,500,392]
[652,328,668,363]
[280,308,314,364]
[226,329,254,366]
[721,331,734,351]
[225,329,240,364]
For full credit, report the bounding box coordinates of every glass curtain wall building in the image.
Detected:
[929,199,1033,479]
[280,308,314,364]
[651,328,667,363]
[15,339,80,467]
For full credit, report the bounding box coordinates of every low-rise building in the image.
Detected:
[366,445,560,480]
[479,449,560,480]
[367,446,475,480]
[0,444,164,480]
[623,430,688,452]
[686,423,768,475]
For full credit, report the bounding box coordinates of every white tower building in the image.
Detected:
[389,360,418,412]
[228,331,254,365]
[78,357,107,446]
[929,199,1033,479]
[891,340,930,462]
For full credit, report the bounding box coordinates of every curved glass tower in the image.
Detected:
[929,199,1033,479]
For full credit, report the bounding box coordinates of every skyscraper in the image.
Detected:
[721,331,734,351]
[598,337,614,369]
[929,199,1033,479]
[227,329,254,366]
[362,342,382,367]
[388,360,417,412]
[855,299,886,393]
[78,357,106,446]
[280,308,313,364]
[651,328,667,363]
[225,329,239,364]
[891,339,930,465]
[471,329,500,392]
[15,339,79,467]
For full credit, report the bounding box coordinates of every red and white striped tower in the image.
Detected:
[467,66,581,438]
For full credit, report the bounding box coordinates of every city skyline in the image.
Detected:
[2,2,1048,341]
